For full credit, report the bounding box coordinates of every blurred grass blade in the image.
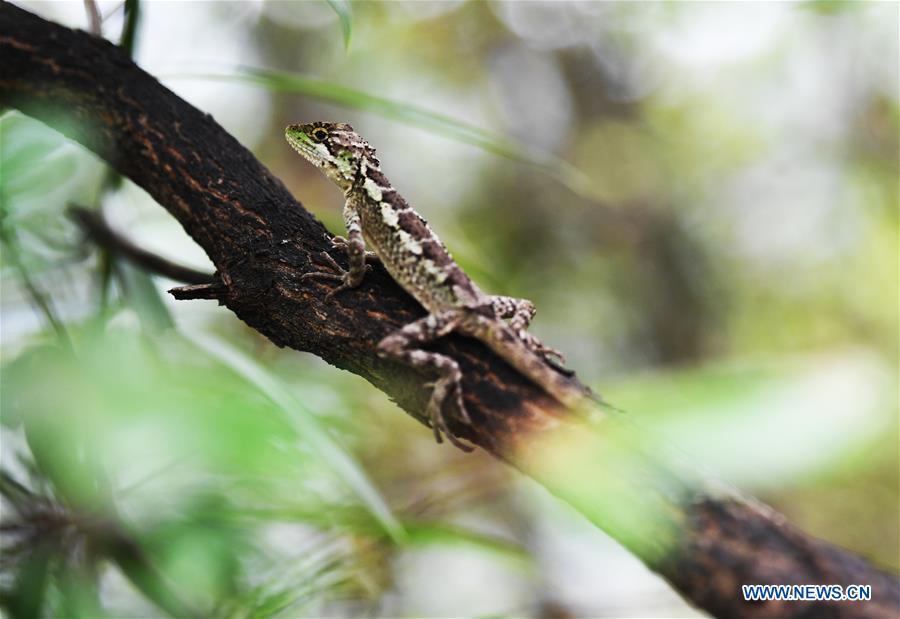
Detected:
[404,522,530,565]
[184,68,598,201]
[117,262,175,332]
[325,0,352,51]
[120,0,141,57]
[83,0,102,36]
[183,331,405,542]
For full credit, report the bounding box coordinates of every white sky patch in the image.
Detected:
[136,2,272,149]
[722,154,858,266]
[260,0,337,30]
[491,1,614,50]
[487,46,573,152]
[654,3,789,75]
[654,351,895,490]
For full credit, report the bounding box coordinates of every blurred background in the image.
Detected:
[1,1,897,617]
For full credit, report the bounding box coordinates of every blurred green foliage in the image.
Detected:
[213,68,595,198]
[1,0,897,616]
[324,0,352,51]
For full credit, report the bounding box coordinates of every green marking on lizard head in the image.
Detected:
[285,122,376,190]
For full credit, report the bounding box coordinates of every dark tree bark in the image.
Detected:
[1,4,897,618]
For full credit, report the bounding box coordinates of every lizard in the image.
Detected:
[285,122,589,451]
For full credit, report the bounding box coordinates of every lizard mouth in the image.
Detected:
[285,134,315,159]
[284,127,324,165]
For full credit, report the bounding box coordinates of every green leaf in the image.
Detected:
[403,522,530,565]
[0,112,65,168]
[325,0,352,51]
[601,353,895,488]
[120,0,141,57]
[116,262,175,333]
[798,0,864,14]
[183,331,405,543]
[0,112,90,215]
[186,69,599,202]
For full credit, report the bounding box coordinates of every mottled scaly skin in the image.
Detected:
[286,122,586,450]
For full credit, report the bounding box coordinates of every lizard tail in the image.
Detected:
[481,322,589,409]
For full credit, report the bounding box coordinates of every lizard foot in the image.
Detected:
[518,331,575,376]
[330,234,380,263]
[301,251,370,299]
[422,378,474,452]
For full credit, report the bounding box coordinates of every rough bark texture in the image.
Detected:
[1,4,897,618]
[661,499,900,619]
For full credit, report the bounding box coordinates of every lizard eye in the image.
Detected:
[310,127,329,142]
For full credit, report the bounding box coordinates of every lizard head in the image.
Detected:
[285,122,375,191]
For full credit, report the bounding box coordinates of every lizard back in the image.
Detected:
[355,160,486,313]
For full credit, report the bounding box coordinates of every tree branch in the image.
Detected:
[69,205,215,284]
[1,4,896,617]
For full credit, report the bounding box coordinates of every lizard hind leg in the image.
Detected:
[490,295,570,371]
[376,310,474,452]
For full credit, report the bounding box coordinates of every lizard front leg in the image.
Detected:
[376,310,474,452]
[490,295,569,370]
[330,235,380,263]
[301,198,369,298]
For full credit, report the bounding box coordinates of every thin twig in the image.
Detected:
[82,0,101,36]
[69,206,215,285]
